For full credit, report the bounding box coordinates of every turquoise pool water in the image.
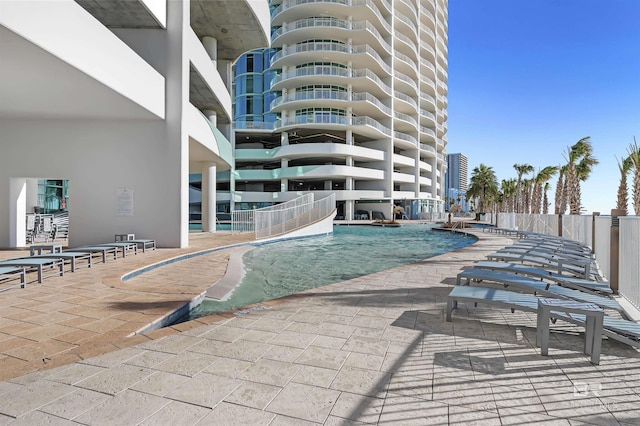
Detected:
[180,224,476,321]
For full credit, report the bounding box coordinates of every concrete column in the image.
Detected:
[203,109,217,127]
[346,200,354,222]
[281,132,289,192]
[202,163,217,233]
[9,178,27,247]
[202,36,217,66]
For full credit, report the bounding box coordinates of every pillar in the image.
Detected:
[202,163,217,233]
[9,178,27,247]
[202,36,217,65]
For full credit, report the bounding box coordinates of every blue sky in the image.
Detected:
[446,0,640,214]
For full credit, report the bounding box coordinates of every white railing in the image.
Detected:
[231,194,336,240]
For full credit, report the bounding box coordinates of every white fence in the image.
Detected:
[231,193,336,240]
[620,217,640,311]
[495,212,640,311]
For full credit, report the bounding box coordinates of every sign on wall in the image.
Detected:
[116,188,134,216]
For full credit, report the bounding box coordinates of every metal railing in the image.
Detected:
[231,194,336,240]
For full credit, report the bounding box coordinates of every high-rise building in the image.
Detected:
[445,152,468,212]
[223,0,449,220]
[0,1,270,248]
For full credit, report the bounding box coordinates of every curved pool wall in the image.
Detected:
[124,213,336,334]
[180,224,477,323]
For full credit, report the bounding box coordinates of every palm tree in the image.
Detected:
[554,165,566,214]
[627,137,640,215]
[615,154,632,214]
[564,137,598,215]
[513,163,534,213]
[543,182,551,214]
[467,164,499,220]
[500,178,517,213]
[531,166,558,214]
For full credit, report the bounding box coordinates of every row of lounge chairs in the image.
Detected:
[446,231,640,361]
[0,238,156,291]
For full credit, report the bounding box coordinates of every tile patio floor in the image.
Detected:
[0,228,639,424]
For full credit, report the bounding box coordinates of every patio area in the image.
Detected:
[0,229,638,424]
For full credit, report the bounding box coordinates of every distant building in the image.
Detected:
[445,153,469,213]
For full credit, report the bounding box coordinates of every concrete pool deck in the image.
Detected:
[0,228,639,424]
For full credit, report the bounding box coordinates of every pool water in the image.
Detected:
[180,224,476,321]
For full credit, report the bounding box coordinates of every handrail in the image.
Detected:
[231,194,337,240]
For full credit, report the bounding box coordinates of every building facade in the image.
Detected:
[445,152,469,212]
[0,1,270,248]
[221,0,449,220]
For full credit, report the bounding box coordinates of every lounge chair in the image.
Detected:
[496,246,595,262]
[0,258,64,283]
[486,251,598,279]
[28,251,92,272]
[97,242,137,258]
[72,246,118,263]
[472,260,611,293]
[456,268,622,311]
[0,266,26,291]
[127,239,156,253]
[446,285,640,348]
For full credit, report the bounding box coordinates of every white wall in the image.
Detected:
[0,119,183,248]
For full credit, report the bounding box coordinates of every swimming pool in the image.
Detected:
[179,224,476,322]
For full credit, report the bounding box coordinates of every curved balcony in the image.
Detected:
[420,92,436,110]
[271,42,392,76]
[437,94,447,108]
[394,70,418,95]
[394,11,418,41]
[271,0,392,35]
[420,42,435,63]
[420,109,436,126]
[393,90,418,114]
[276,114,392,140]
[420,4,436,32]
[270,90,391,117]
[397,0,419,23]
[236,143,385,162]
[420,75,436,94]
[394,32,418,61]
[421,23,436,46]
[271,66,391,98]
[438,81,448,95]
[271,18,391,55]
[419,143,436,155]
[233,120,277,131]
[420,126,436,140]
[394,111,418,132]
[420,58,436,81]
[394,130,417,149]
[394,51,418,78]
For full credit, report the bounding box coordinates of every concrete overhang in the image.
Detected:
[75,0,166,28]
[0,3,164,120]
[190,0,270,60]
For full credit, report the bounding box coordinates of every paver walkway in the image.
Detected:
[0,228,639,424]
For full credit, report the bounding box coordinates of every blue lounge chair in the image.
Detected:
[472,261,611,293]
[0,266,26,291]
[446,286,640,348]
[0,258,64,283]
[456,268,621,311]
